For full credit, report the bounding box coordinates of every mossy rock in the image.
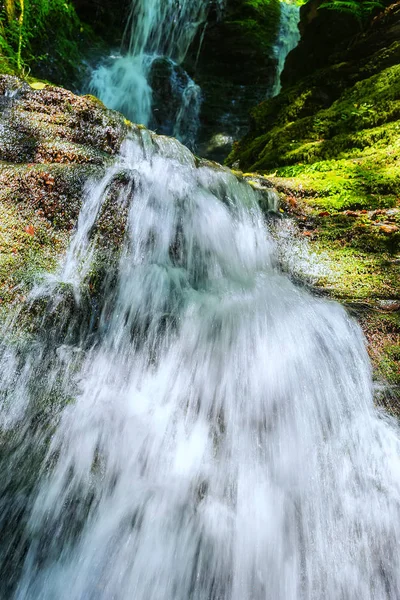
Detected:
[187,0,281,83]
[184,0,281,160]
[0,75,131,320]
[273,184,400,406]
[228,36,400,211]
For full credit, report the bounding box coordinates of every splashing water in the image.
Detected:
[271,2,300,97]
[90,0,208,146]
[1,129,400,599]
[90,53,154,126]
[272,219,331,285]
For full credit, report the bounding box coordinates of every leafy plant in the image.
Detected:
[0,0,89,80]
[319,0,384,23]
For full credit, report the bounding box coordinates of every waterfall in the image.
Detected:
[1,127,400,599]
[271,1,301,97]
[90,0,208,148]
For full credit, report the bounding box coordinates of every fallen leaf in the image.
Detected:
[29,81,47,90]
[379,224,399,235]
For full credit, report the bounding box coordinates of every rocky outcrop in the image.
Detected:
[184,0,281,160]
[282,0,400,88]
[281,0,360,88]
[228,2,400,202]
[0,75,129,309]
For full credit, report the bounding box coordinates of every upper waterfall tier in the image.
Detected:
[89,0,212,146]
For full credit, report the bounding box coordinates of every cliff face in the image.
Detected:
[228,1,400,204]
[282,0,400,87]
[281,0,361,87]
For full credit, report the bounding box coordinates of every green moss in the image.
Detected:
[0,0,98,85]
[313,242,399,299]
[232,62,400,166]
[191,0,281,85]
[290,205,399,392]
[83,94,106,109]
[0,50,16,75]
[227,9,400,398]
[265,180,400,394]
[229,60,400,214]
[0,196,68,319]
[226,0,281,54]
[379,343,400,385]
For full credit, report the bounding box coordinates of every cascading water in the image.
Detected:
[270,1,301,97]
[90,0,208,148]
[1,127,400,599]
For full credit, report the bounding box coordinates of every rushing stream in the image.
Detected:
[1,128,400,598]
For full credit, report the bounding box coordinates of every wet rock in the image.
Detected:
[0,75,30,99]
[378,300,400,312]
[184,0,281,160]
[0,77,127,164]
[281,0,360,88]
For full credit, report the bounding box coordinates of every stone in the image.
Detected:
[379,224,399,235]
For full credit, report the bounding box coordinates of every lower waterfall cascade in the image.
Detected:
[1,129,400,599]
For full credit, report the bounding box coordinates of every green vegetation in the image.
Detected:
[0,74,129,323]
[225,0,282,59]
[0,0,397,393]
[319,0,385,23]
[229,3,400,394]
[320,0,381,18]
[0,180,68,310]
[191,0,281,83]
[0,0,91,81]
[273,187,400,389]
[228,48,400,214]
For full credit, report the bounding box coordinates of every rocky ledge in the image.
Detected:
[0,75,129,309]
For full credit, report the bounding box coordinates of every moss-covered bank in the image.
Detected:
[228,1,400,205]
[244,172,400,405]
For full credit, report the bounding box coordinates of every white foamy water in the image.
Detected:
[272,219,331,284]
[0,129,400,599]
